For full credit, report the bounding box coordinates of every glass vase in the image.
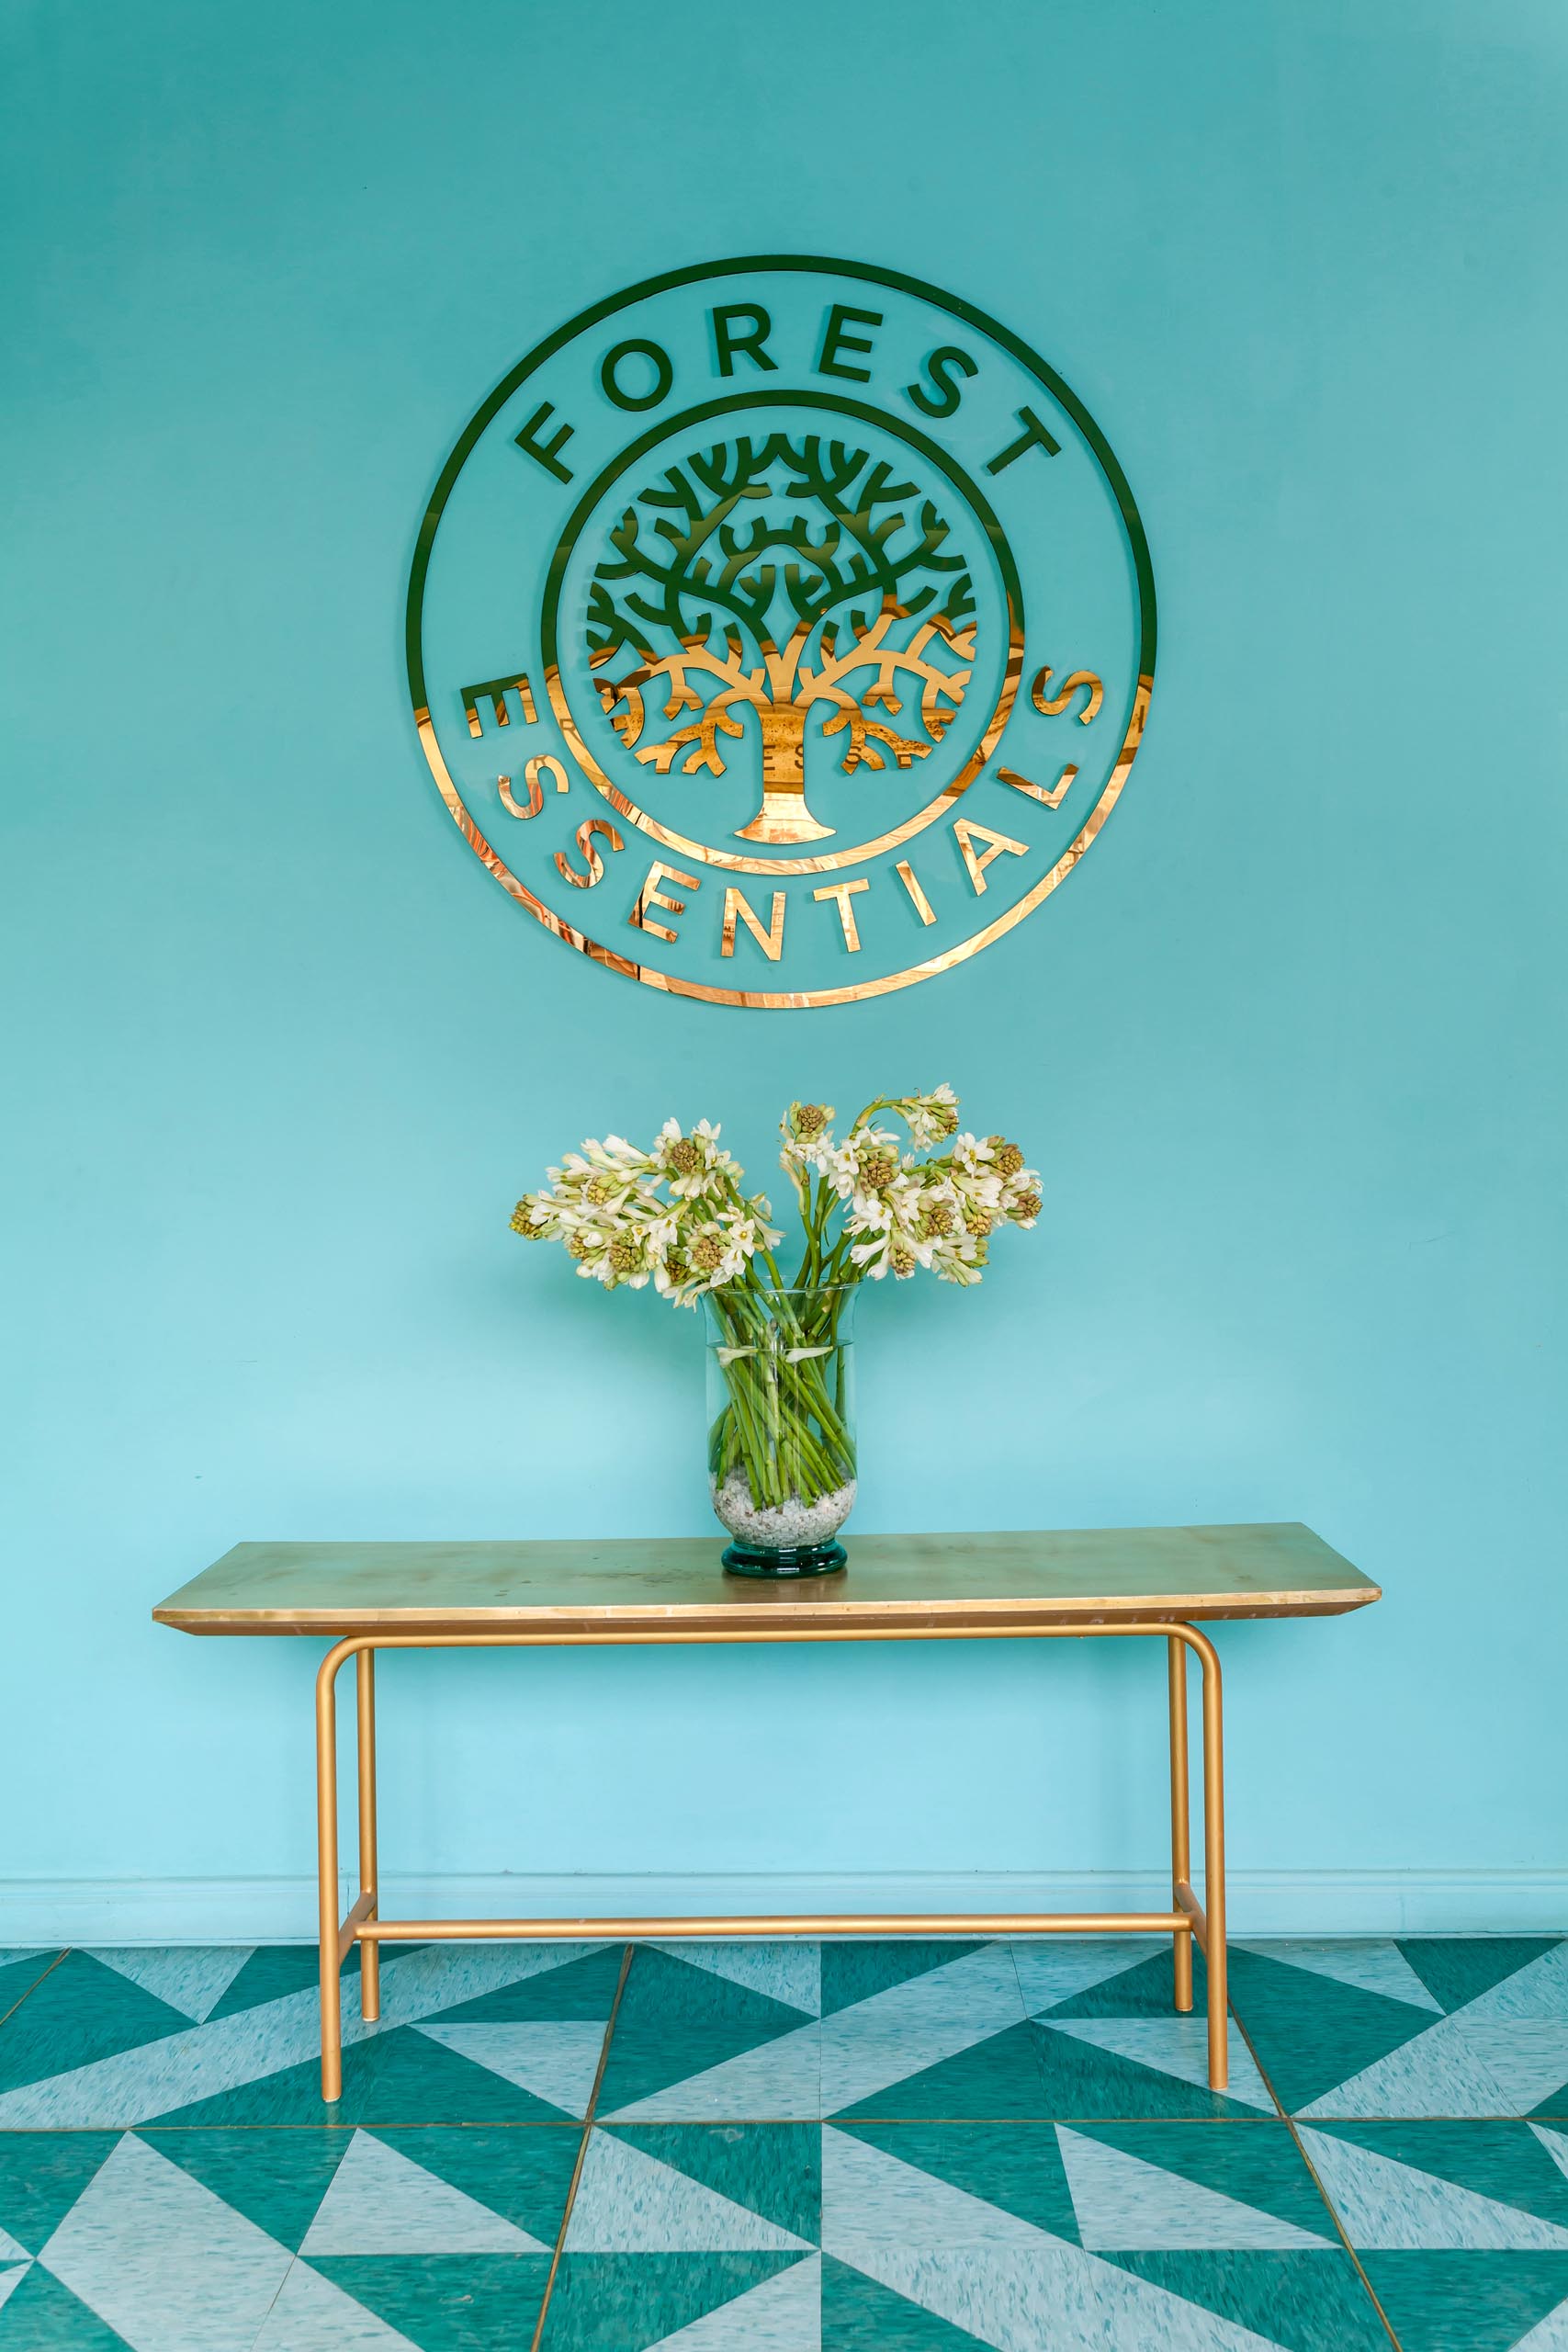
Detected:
[704,1285,856,1576]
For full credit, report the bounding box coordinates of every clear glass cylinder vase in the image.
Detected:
[704,1284,856,1577]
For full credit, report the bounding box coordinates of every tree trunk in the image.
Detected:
[734,699,834,845]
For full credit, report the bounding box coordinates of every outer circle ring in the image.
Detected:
[541,390,1024,876]
[406,252,1156,1011]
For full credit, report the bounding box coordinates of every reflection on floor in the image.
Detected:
[3,1933,1568,2345]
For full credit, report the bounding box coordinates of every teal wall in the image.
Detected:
[4,0,1565,1929]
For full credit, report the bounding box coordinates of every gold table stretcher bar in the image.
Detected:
[153,1522,1380,2103]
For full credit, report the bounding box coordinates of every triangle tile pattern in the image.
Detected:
[565,2128,812,2252]
[368,2125,581,2247]
[819,2254,986,2346]
[1298,2125,1568,2249]
[654,1940,821,2019]
[0,1952,60,2023]
[39,2131,296,2348]
[12,1936,1568,2345]
[84,1945,254,2023]
[605,2125,820,2247]
[1227,1935,1568,2119]
[820,2126,1290,2347]
[0,1939,609,2128]
[301,2127,549,2254]
[413,2020,610,2117]
[0,2262,138,2346]
[643,2251,819,2346]
[155,2122,355,2250]
[1011,1934,1168,2016]
[1042,2018,1275,2112]
[1359,2251,1568,2352]
[309,2252,554,2346]
[1399,1939,1565,2017]
[818,1939,984,2018]
[251,2256,423,2346]
[1234,1937,1444,2014]
[1058,2125,1333,2248]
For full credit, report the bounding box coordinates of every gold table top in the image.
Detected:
[152,1523,1379,1639]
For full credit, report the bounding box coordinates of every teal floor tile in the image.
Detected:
[0,1956,190,2095]
[1038,1945,1212,2020]
[369,2126,581,2245]
[820,2253,982,2346]
[145,2039,386,2127]
[0,2264,133,2346]
[598,1946,817,2116]
[1304,2118,1568,2237]
[597,2021,809,2117]
[835,2119,1082,2239]
[0,2136,119,2255]
[540,2251,807,2348]
[601,2122,821,2245]
[150,2125,355,2249]
[16,1936,1568,2349]
[363,2022,598,2124]
[1396,1940,1564,2018]
[418,1943,623,2025]
[1359,2249,1568,2350]
[1224,1946,1440,2113]
[310,2251,555,2346]
[818,1940,986,2018]
[1063,2118,1338,2242]
[615,1946,815,2036]
[831,2018,1054,2120]
[0,1953,62,2026]
[204,1941,363,2021]
[1109,2250,1391,2350]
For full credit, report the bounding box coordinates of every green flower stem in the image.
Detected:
[708,1283,855,1510]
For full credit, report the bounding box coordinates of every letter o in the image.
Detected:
[600,338,674,412]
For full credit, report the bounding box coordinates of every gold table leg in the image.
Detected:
[1168,1634,1193,2014]
[1197,1626,1228,2088]
[314,1642,344,2104]
[356,1649,379,2024]
[310,1620,1231,2102]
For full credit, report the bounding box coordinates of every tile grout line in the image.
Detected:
[0,1946,71,2031]
[1226,2000,1404,2351]
[528,1939,635,2352]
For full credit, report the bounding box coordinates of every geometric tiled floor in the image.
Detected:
[4,1933,1568,2346]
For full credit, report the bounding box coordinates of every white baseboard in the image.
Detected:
[3,1870,1565,1946]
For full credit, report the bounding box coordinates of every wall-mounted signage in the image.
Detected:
[406,256,1154,1009]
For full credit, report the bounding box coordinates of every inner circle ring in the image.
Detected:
[405,252,1156,1011]
[540,390,1025,877]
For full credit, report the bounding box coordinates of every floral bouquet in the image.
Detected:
[512,1086,1040,1573]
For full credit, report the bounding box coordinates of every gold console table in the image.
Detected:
[153,1523,1379,2103]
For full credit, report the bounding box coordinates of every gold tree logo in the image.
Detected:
[586,433,977,847]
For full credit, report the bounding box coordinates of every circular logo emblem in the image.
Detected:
[407,256,1154,1009]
